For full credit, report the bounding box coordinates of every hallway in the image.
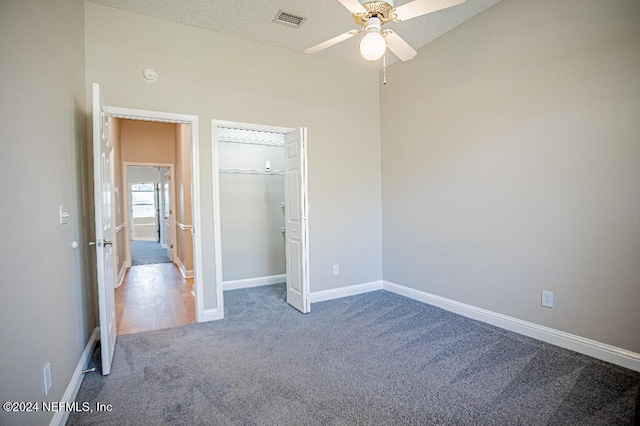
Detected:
[115,263,195,335]
[129,240,172,266]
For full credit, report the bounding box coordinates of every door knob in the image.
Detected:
[90,240,112,247]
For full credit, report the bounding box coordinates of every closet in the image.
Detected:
[217,126,286,285]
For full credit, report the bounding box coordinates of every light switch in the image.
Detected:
[59,205,70,225]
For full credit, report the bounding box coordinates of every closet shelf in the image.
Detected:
[218,136,284,147]
[219,168,285,176]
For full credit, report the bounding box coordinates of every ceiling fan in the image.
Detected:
[305,0,465,62]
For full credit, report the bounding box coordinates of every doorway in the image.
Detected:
[113,120,196,335]
[211,120,310,314]
[92,83,205,374]
[125,164,174,266]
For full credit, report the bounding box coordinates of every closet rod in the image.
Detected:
[219,168,285,176]
[218,136,284,148]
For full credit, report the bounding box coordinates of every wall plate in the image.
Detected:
[59,205,70,225]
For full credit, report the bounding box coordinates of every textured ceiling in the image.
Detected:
[86,0,502,70]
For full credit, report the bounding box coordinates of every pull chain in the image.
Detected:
[382,53,387,85]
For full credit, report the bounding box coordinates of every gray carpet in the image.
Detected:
[69,284,640,425]
[130,240,171,266]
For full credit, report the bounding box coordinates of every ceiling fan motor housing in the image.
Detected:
[353,1,397,27]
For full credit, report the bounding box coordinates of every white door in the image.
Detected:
[284,128,310,313]
[92,83,117,375]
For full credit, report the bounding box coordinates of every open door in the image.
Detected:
[92,83,117,375]
[284,128,310,313]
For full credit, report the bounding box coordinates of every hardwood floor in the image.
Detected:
[115,263,195,335]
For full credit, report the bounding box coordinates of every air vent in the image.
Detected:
[273,10,306,28]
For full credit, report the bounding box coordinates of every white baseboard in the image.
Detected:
[198,308,223,322]
[382,281,640,372]
[50,328,99,426]
[307,279,640,371]
[175,256,194,279]
[223,274,286,291]
[310,280,383,304]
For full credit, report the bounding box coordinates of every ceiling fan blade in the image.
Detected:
[384,30,417,61]
[393,0,465,22]
[305,30,359,55]
[337,0,367,14]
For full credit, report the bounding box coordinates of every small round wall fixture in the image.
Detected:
[142,68,158,82]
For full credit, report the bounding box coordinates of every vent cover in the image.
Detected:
[273,10,306,28]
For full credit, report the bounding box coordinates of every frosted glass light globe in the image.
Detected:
[359,31,386,62]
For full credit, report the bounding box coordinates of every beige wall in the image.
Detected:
[127,165,161,183]
[175,124,192,226]
[175,124,193,272]
[120,119,176,164]
[85,2,383,310]
[380,0,640,353]
[0,0,93,424]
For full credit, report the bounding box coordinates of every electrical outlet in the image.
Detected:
[333,265,339,276]
[43,363,52,396]
[541,291,554,308]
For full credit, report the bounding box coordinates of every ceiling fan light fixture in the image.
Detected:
[307,0,465,63]
[359,17,386,61]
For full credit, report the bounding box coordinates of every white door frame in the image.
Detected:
[211,119,309,315]
[122,162,176,265]
[105,106,205,322]
[159,167,172,252]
